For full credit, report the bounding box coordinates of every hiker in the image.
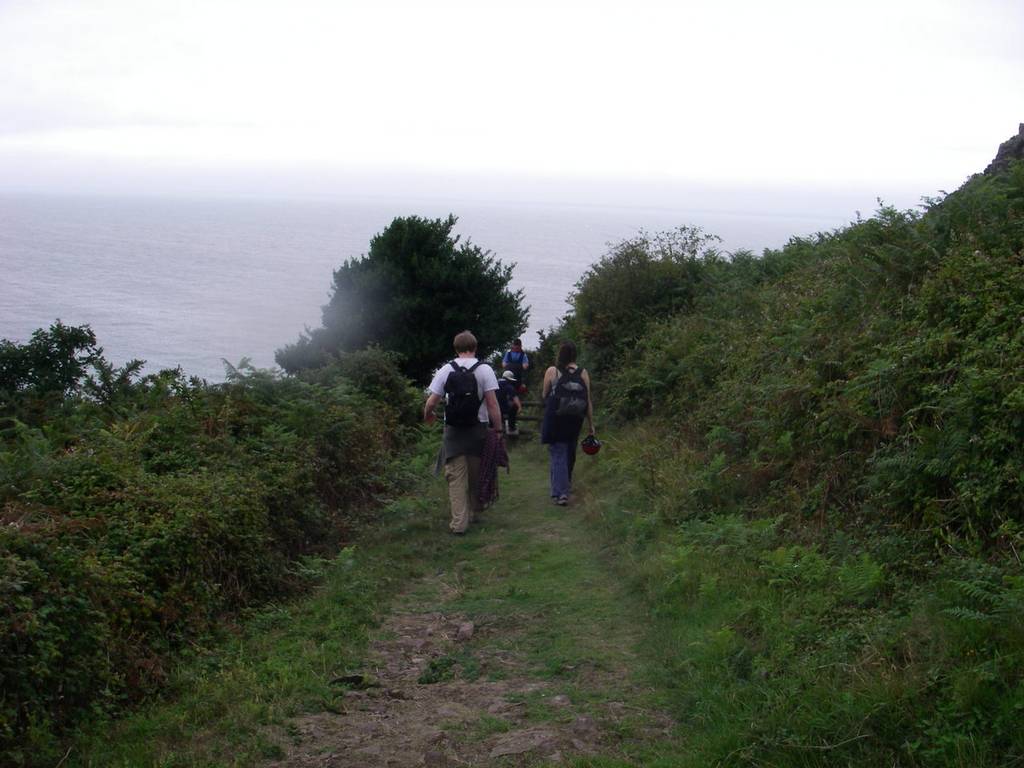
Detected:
[502,338,530,385]
[423,330,503,534]
[541,340,595,506]
[497,370,523,436]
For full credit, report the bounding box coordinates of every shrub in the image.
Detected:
[276,214,528,383]
[0,337,418,764]
[574,157,1024,766]
[585,163,1024,545]
[568,226,723,374]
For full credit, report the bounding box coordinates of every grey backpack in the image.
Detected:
[554,368,588,417]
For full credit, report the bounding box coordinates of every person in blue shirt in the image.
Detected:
[502,338,530,385]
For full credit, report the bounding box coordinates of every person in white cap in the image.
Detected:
[497,369,523,435]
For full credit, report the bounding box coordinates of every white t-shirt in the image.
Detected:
[428,357,499,424]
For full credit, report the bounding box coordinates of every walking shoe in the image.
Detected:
[556,495,569,506]
[507,427,519,436]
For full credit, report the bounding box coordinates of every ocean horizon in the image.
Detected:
[2,191,857,381]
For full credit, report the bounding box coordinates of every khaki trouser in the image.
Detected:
[444,454,482,533]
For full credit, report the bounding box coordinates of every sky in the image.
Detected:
[1,0,1022,205]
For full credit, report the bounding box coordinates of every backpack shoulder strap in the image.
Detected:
[468,361,483,372]
[445,361,462,391]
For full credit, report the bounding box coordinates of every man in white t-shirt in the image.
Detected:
[423,330,502,534]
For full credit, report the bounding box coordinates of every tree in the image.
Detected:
[0,320,101,399]
[0,321,146,426]
[276,215,528,383]
[569,226,722,373]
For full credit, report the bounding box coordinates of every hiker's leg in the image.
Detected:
[548,442,570,499]
[444,456,470,533]
[548,443,557,497]
[466,453,482,521]
[567,439,577,483]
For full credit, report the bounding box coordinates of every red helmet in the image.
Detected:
[517,384,528,395]
[581,435,601,455]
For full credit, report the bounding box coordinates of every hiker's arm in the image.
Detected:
[582,370,595,435]
[542,367,555,399]
[423,393,442,424]
[483,390,502,431]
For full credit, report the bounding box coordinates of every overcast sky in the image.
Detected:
[1,0,1021,203]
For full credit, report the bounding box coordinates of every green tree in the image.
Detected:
[276,215,528,383]
[0,321,101,399]
[569,226,722,374]
[0,321,146,427]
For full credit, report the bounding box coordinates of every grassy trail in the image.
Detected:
[71,440,679,767]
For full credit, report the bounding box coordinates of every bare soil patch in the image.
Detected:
[269,604,668,767]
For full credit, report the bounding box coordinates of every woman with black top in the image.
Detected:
[541,340,595,505]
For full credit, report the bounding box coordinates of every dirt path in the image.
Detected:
[269,442,678,767]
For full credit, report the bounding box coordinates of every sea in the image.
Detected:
[1,193,853,381]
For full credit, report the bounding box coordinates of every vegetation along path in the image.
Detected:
[71,440,680,767]
[270,440,678,767]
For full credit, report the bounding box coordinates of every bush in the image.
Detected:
[296,346,422,426]
[583,163,1024,545]
[568,226,723,374]
[0,339,418,764]
[587,430,1024,767]
[0,321,145,429]
[276,214,529,383]
[572,158,1024,765]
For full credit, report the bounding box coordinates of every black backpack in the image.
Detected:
[496,379,516,415]
[553,367,588,417]
[444,360,483,427]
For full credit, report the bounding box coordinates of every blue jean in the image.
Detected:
[548,442,572,498]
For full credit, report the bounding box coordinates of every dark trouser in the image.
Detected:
[549,440,579,498]
[507,405,519,432]
[549,442,571,498]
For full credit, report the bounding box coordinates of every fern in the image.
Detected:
[943,606,996,623]
[944,572,1024,627]
[837,553,885,604]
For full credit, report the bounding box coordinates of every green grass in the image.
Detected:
[66,492,458,768]
[434,444,648,688]
[70,434,1018,767]
[424,441,684,765]
[581,424,1024,768]
[67,440,684,766]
